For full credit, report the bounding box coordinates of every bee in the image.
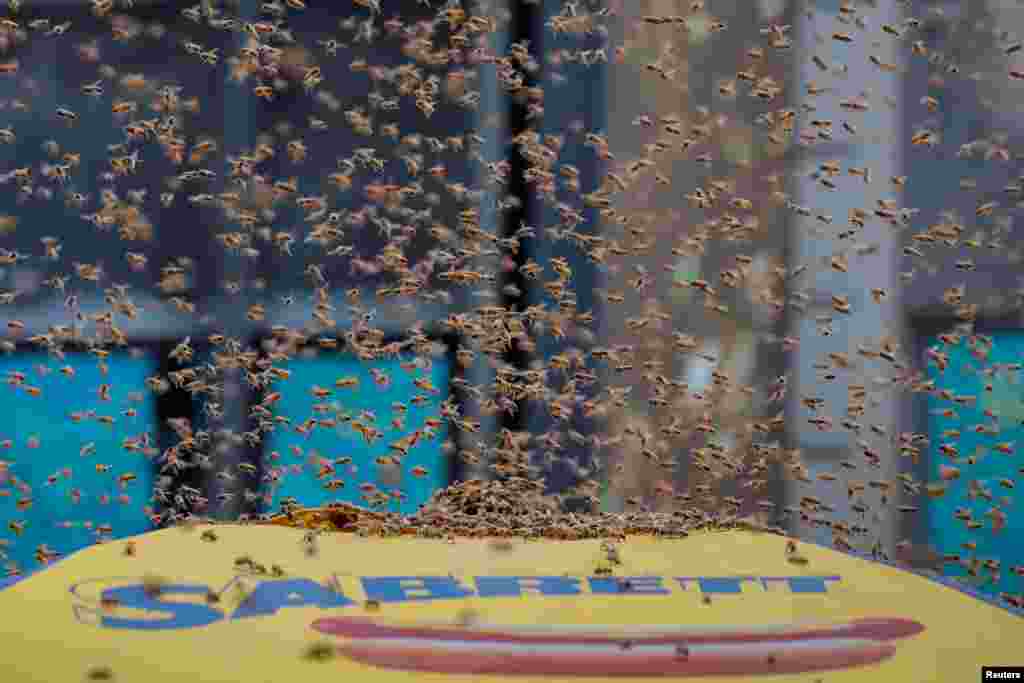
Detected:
[80,80,104,97]
[85,667,115,681]
[287,139,308,163]
[56,107,79,123]
[253,84,275,100]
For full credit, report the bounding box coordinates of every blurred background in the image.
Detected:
[0,0,1021,602]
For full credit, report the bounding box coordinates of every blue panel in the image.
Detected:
[0,352,157,573]
[264,353,450,515]
[926,332,1024,599]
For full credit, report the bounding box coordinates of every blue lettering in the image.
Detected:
[72,574,846,630]
[675,577,755,594]
[361,576,474,603]
[475,576,582,598]
[760,576,841,594]
[588,576,669,595]
[99,585,224,631]
[759,576,790,592]
[233,578,355,620]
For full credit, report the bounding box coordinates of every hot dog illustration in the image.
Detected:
[312,616,925,677]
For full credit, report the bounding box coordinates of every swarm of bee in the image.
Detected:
[0,0,1022,639]
[266,474,781,540]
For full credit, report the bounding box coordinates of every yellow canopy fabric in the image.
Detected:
[0,524,1019,682]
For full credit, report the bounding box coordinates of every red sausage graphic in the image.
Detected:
[313,616,924,644]
[312,617,924,677]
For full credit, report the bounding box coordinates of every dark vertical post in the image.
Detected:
[154,339,204,525]
[207,0,260,521]
[499,1,541,440]
[755,0,801,530]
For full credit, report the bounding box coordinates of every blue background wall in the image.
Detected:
[263,351,451,516]
[926,332,1023,598]
[0,351,157,573]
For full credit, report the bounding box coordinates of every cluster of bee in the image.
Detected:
[260,473,782,542]
[0,3,1021,667]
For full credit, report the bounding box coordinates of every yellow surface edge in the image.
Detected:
[0,525,1018,683]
